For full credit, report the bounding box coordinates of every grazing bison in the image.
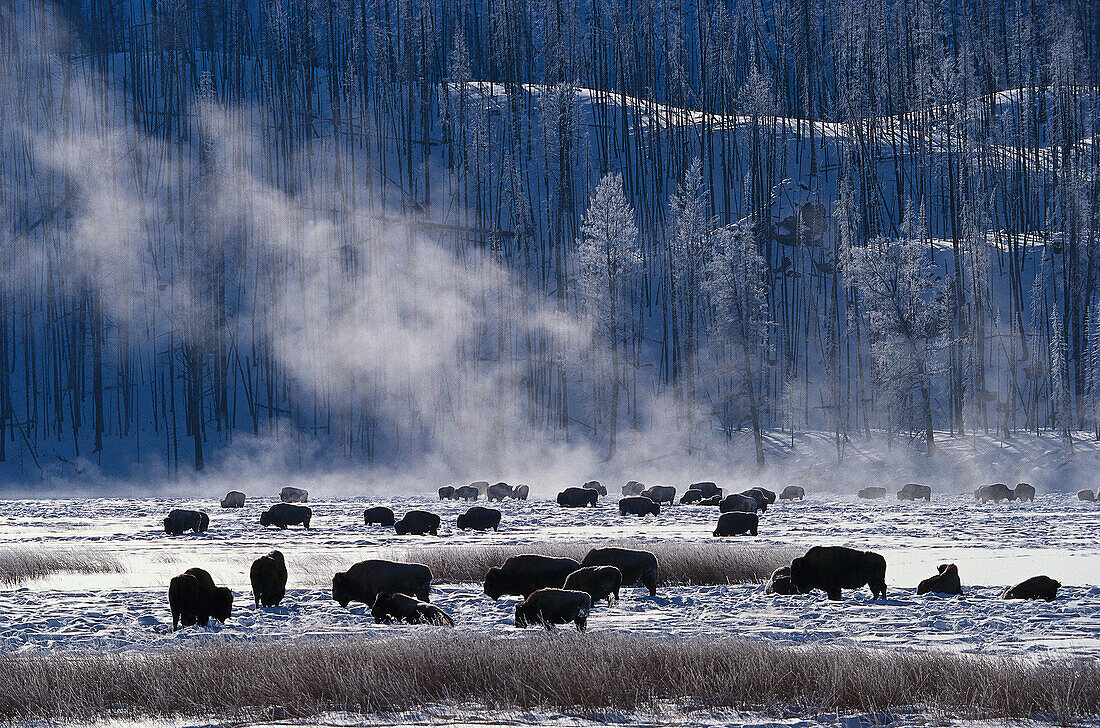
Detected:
[697,495,722,507]
[457,506,502,531]
[220,491,245,508]
[738,490,769,512]
[486,482,513,502]
[514,588,591,631]
[720,494,764,513]
[395,510,441,536]
[689,481,722,499]
[163,509,209,535]
[260,503,312,529]
[765,565,804,595]
[975,483,1014,502]
[332,560,432,607]
[619,496,660,517]
[438,486,457,500]
[364,506,396,527]
[250,551,288,607]
[917,563,962,596]
[779,485,805,501]
[563,566,622,605]
[1079,489,1096,502]
[641,485,676,506]
[371,592,454,626]
[557,487,599,508]
[858,486,888,499]
[789,546,887,601]
[454,485,480,501]
[168,567,232,630]
[583,481,607,496]
[471,481,490,496]
[621,480,646,496]
[680,489,704,505]
[484,555,581,599]
[512,484,530,500]
[713,512,758,537]
[745,487,776,504]
[1002,575,1060,601]
[1013,483,1035,502]
[898,483,932,501]
[280,487,308,503]
[581,547,658,597]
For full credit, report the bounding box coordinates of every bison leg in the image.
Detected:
[575,616,587,632]
[172,609,180,631]
[874,582,887,599]
[643,570,658,597]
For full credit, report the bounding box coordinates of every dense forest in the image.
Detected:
[0,0,1098,481]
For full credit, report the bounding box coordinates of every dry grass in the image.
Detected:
[382,539,799,586]
[0,547,124,585]
[1,633,1096,721]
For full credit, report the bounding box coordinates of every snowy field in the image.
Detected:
[2,491,1098,659]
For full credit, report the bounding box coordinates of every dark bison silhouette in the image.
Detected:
[765,565,804,595]
[640,485,676,505]
[438,486,457,500]
[789,546,887,601]
[332,559,432,607]
[621,480,646,496]
[738,490,769,512]
[454,485,480,501]
[250,551,288,607]
[164,509,209,535]
[975,483,1014,502]
[697,495,722,506]
[168,567,232,630]
[680,489,704,505]
[1002,575,1060,601]
[220,491,245,508]
[486,483,513,502]
[719,494,764,513]
[857,486,888,499]
[1013,483,1035,501]
[514,588,591,631]
[581,547,658,597]
[457,506,502,531]
[917,563,962,596]
[745,487,776,504]
[557,487,598,508]
[689,482,722,499]
[619,496,660,516]
[395,510,441,536]
[260,503,311,529]
[371,592,454,626]
[483,554,581,600]
[280,487,308,503]
[563,566,622,605]
[779,485,805,500]
[897,483,931,501]
[583,480,607,496]
[1079,489,1096,502]
[512,484,530,500]
[364,506,396,527]
[714,512,758,537]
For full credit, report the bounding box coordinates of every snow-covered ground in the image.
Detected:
[1,492,1097,659]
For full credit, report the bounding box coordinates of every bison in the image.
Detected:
[789,546,887,601]
[260,503,312,529]
[779,485,805,500]
[371,592,454,626]
[483,554,581,600]
[689,481,722,498]
[619,496,660,517]
[332,560,432,607]
[738,490,769,512]
[364,506,396,527]
[438,486,457,500]
[640,485,676,505]
[583,481,607,496]
[858,486,888,499]
[719,494,764,513]
[581,547,658,597]
[680,489,704,505]
[745,487,776,504]
[514,588,591,631]
[454,485,480,501]
[975,483,1014,502]
[713,512,758,537]
[486,483,513,502]
[250,551,288,607]
[220,491,245,508]
[1013,483,1035,502]
[557,487,598,508]
[765,565,804,595]
[457,506,502,531]
[563,566,622,605]
[1002,575,1060,601]
[898,483,932,501]
[1079,489,1096,502]
[697,495,722,506]
[280,486,308,503]
[512,484,530,500]
[471,481,490,497]
[621,480,646,496]
[168,567,232,630]
[395,510,441,536]
[917,563,962,596]
[163,509,209,535]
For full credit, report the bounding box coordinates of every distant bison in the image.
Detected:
[714,512,758,537]
[260,503,311,529]
[917,563,962,596]
[371,592,454,626]
[454,485,480,501]
[457,506,502,531]
[486,483,513,502]
[280,487,308,503]
[583,480,607,496]
[471,481,490,497]
[512,484,530,500]
[168,567,232,630]
[738,490,769,512]
[975,483,1014,502]
[765,565,804,595]
[719,494,764,513]
[1002,575,1060,601]
[1079,489,1096,502]
[697,495,722,506]
[250,551,288,607]
[581,547,658,597]
[640,485,676,506]
[680,489,704,505]
[897,483,931,501]
[1013,483,1035,502]
[484,554,581,599]
[514,588,591,631]
[557,487,598,508]
[395,510,441,536]
[619,496,660,517]
[858,486,888,499]
[789,546,887,601]
[163,509,209,535]
[622,480,646,496]
[563,565,622,605]
[332,559,432,607]
[438,486,457,500]
[745,487,776,504]
[779,485,805,500]
[364,506,396,527]
[220,491,245,508]
[689,482,722,499]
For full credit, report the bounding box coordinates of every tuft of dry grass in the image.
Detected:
[382,539,799,586]
[0,547,124,585]
[0,633,1096,721]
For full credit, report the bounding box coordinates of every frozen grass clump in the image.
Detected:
[0,547,124,585]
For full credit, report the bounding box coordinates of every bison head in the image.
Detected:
[162,518,172,533]
[788,556,808,591]
[259,511,273,527]
[332,572,353,607]
[514,602,529,628]
[457,514,468,530]
[483,567,505,600]
[211,587,233,623]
